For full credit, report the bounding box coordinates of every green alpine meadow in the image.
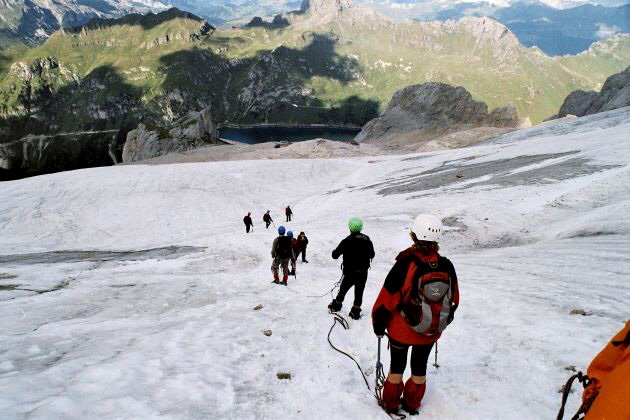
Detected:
[0,4,628,142]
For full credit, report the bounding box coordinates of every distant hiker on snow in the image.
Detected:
[288,230,297,276]
[328,217,375,320]
[285,206,293,222]
[271,226,294,285]
[372,214,459,415]
[296,231,309,263]
[263,210,273,229]
[243,212,253,233]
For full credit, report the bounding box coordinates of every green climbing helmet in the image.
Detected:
[348,217,363,233]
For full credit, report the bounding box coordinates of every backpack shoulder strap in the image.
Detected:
[398,255,421,304]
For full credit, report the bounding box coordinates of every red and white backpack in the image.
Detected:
[400,261,453,336]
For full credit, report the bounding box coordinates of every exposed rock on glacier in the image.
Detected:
[122,108,219,163]
[548,66,630,120]
[355,82,520,146]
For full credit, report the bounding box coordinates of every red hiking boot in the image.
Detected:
[381,380,404,413]
[401,379,426,414]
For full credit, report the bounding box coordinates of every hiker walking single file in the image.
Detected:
[296,231,309,263]
[285,206,293,222]
[271,226,294,285]
[263,210,273,229]
[371,214,459,415]
[243,212,253,233]
[327,217,375,320]
[288,230,297,276]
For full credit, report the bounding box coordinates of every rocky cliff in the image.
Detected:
[0,131,119,180]
[548,66,630,120]
[355,82,519,145]
[299,0,353,16]
[122,108,219,163]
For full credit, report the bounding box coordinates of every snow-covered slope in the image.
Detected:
[1,107,629,419]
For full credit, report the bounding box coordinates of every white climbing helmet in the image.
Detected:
[410,214,443,243]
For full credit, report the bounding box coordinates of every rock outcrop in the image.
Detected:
[245,15,289,29]
[548,66,630,120]
[300,0,354,16]
[355,82,519,145]
[122,108,219,163]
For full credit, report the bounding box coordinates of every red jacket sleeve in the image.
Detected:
[371,257,411,335]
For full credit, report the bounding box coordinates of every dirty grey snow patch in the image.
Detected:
[0,246,206,265]
[369,153,618,197]
[370,153,575,195]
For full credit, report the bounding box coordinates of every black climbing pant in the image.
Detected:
[335,270,368,307]
[389,339,434,377]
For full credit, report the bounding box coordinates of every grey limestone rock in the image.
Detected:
[549,66,630,120]
[122,108,219,163]
[355,82,519,144]
[300,0,353,16]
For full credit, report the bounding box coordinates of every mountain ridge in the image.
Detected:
[0,6,628,149]
[2,0,628,56]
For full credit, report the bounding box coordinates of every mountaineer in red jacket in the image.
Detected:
[372,214,459,415]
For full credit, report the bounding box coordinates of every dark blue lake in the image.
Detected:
[218,125,361,144]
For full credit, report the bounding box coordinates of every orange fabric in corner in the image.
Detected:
[584,320,630,420]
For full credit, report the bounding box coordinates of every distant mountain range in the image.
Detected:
[431,2,630,56]
[0,0,173,46]
[0,0,628,55]
[1,0,628,149]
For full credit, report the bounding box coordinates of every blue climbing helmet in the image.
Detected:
[278,226,286,235]
[287,231,293,238]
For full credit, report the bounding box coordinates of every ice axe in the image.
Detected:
[433,342,440,370]
[376,336,385,394]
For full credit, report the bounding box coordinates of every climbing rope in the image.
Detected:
[285,274,342,298]
[556,371,594,420]
[327,312,371,390]
[302,266,344,298]
[304,277,342,298]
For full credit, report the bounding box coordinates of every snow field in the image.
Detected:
[0,107,629,419]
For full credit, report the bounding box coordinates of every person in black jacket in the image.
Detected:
[296,231,309,263]
[263,210,273,229]
[328,217,375,319]
[243,212,253,233]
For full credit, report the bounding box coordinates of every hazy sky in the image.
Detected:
[364,0,630,8]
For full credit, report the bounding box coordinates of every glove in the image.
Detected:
[373,325,385,337]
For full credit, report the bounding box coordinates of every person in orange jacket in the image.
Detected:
[372,214,459,415]
[582,320,630,419]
